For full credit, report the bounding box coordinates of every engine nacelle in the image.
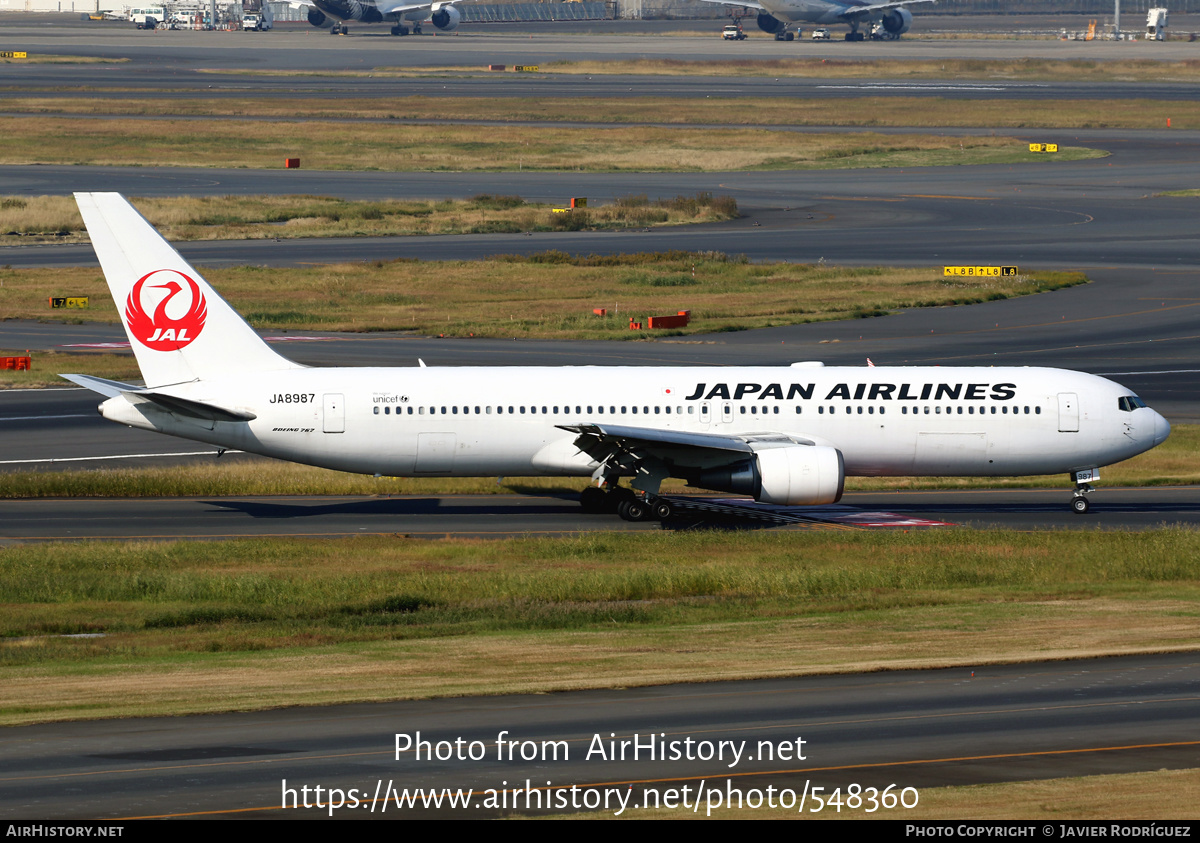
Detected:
[307,7,327,26]
[688,445,845,506]
[756,12,786,34]
[431,3,460,31]
[881,7,912,35]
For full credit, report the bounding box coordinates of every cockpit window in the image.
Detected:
[1118,396,1148,412]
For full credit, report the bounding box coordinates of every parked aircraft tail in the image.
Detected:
[73,192,302,388]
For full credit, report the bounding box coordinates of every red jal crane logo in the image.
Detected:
[125,270,207,350]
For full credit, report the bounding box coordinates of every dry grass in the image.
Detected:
[541,57,1200,82]
[0,193,737,245]
[0,116,1096,171]
[3,93,1195,129]
[0,256,1088,339]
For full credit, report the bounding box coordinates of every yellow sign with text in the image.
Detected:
[513,65,540,72]
[943,266,1018,277]
[1,52,29,59]
[1028,143,1059,153]
[50,296,90,308]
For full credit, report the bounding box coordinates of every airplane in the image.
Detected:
[66,192,1169,522]
[704,0,936,41]
[296,0,467,36]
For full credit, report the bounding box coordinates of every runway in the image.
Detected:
[3,652,1199,818]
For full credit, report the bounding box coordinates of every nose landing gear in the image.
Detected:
[1071,482,1095,514]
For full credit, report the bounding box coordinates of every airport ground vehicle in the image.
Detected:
[812,27,830,39]
[69,193,1170,522]
[722,23,746,39]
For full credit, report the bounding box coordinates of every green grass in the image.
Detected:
[2,529,1198,724]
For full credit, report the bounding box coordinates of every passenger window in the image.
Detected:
[868,406,874,415]
[373,406,380,415]
[486,406,492,414]
[520,406,526,414]
[1036,406,1042,414]
[542,406,548,414]
[819,406,825,414]
[774,407,779,414]
[796,406,802,414]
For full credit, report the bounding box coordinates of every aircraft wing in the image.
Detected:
[558,422,815,468]
[839,0,936,19]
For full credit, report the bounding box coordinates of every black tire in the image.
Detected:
[623,500,649,521]
[1072,496,1090,514]
[652,500,672,520]
[784,31,794,41]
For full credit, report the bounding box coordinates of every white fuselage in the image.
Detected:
[99,365,1169,481]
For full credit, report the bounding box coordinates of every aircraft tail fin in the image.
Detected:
[74,192,302,388]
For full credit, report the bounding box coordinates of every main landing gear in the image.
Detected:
[391,24,409,35]
[580,486,673,522]
[330,22,348,34]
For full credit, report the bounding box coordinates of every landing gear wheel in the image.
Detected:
[652,500,672,520]
[846,30,864,40]
[580,486,607,513]
[784,31,794,41]
[1072,496,1090,514]
[619,501,648,521]
[617,499,650,522]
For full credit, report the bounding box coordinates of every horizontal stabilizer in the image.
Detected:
[62,373,256,422]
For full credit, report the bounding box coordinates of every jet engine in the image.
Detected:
[431,3,461,31]
[880,7,912,35]
[755,11,786,34]
[688,445,844,506]
[307,7,327,26]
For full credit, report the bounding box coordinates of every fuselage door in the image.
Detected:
[323,393,345,434]
[1058,392,1079,432]
[699,402,711,426]
[721,403,733,425]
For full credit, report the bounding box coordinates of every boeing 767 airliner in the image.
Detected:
[65,193,1169,521]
